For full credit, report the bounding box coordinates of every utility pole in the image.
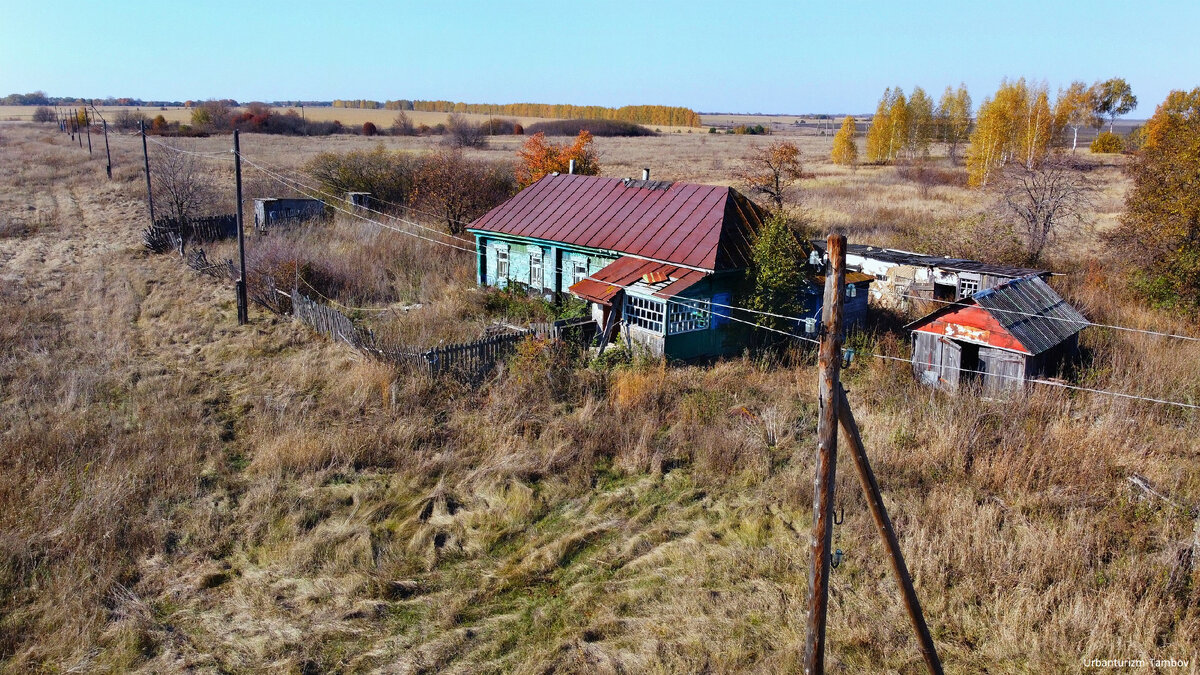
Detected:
[804,233,846,675]
[102,119,112,178]
[141,120,155,225]
[233,130,248,325]
[836,387,942,674]
[93,103,112,178]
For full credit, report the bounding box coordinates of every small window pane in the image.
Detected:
[623,294,665,334]
[667,298,710,334]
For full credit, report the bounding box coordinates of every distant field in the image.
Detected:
[0,105,705,133]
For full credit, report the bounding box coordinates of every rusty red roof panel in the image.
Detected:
[470,174,765,271]
[567,256,707,304]
[568,278,622,305]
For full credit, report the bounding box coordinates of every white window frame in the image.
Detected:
[958,275,980,298]
[571,259,589,286]
[623,293,666,334]
[667,298,710,334]
[529,249,543,289]
[494,244,509,281]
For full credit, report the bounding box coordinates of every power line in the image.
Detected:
[146,143,1200,411]
[877,288,1200,343]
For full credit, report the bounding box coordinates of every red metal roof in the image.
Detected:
[906,275,1086,355]
[470,174,765,271]
[567,256,707,305]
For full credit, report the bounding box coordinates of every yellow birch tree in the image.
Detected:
[831,116,858,166]
[865,89,892,164]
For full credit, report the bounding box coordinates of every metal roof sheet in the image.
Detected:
[973,275,1087,355]
[566,255,707,305]
[906,275,1086,355]
[470,174,765,271]
[812,241,1048,279]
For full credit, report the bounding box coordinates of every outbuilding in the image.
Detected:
[906,274,1087,392]
[253,198,325,231]
[811,241,1049,310]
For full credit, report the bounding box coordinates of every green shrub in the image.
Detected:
[1090,131,1124,154]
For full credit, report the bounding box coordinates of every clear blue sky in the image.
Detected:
[2,0,1197,115]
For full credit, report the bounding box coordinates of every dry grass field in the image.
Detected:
[1,120,1198,673]
[0,105,706,134]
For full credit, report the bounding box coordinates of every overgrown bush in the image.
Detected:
[32,106,54,123]
[479,118,519,135]
[1090,131,1124,153]
[362,121,378,136]
[446,113,487,148]
[305,146,417,206]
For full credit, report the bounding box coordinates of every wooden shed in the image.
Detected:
[811,241,1049,310]
[906,275,1087,392]
[253,198,325,231]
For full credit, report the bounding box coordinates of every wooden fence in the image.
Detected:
[290,290,554,381]
[143,214,238,253]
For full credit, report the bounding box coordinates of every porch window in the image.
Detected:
[624,294,665,334]
[667,298,710,334]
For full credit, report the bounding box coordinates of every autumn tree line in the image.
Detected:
[333,99,702,127]
[834,78,1139,186]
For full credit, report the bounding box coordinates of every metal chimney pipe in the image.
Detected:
[642,168,650,180]
[569,159,576,175]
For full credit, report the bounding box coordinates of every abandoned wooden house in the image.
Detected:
[810,241,1049,310]
[907,274,1087,391]
[468,172,862,359]
[253,197,325,231]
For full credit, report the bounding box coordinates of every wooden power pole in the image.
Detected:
[804,233,846,673]
[102,119,112,179]
[140,120,155,225]
[802,232,942,674]
[233,130,248,325]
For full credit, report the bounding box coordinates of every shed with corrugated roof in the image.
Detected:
[906,274,1087,391]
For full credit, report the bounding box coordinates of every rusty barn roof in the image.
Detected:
[469,174,766,271]
[906,275,1087,355]
[973,275,1087,354]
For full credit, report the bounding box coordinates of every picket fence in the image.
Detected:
[290,290,560,381]
[143,214,238,253]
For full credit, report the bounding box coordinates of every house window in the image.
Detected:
[667,298,710,334]
[495,245,509,280]
[624,294,665,334]
[958,277,980,298]
[529,249,543,289]
[572,260,589,286]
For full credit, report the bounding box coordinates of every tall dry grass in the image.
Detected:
[0,124,1197,673]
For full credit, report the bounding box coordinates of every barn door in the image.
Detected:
[939,338,961,389]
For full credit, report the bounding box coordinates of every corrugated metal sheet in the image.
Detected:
[470,174,765,271]
[973,275,1087,355]
[812,241,1048,279]
[566,255,706,305]
[907,274,1086,355]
